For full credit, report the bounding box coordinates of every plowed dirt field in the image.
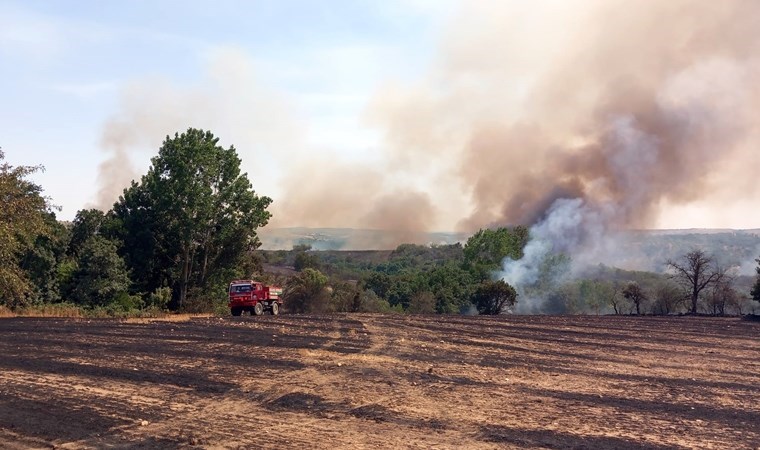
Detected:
[1,314,758,449]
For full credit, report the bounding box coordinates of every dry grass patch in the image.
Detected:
[0,306,14,318]
[16,304,85,318]
[123,313,213,324]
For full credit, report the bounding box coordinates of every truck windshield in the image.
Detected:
[230,284,253,293]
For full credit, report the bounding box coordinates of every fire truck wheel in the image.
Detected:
[231,308,242,316]
[253,302,264,316]
[271,302,280,315]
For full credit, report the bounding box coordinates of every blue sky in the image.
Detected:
[1,0,453,220]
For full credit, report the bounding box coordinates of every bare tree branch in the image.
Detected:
[667,249,722,314]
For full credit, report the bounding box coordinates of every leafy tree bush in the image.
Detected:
[356,289,397,313]
[472,280,517,315]
[407,291,436,314]
[365,272,392,299]
[294,251,320,271]
[284,268,330,313]
[111,291,145,311]
[464,226,529,281]
[147,286,172,310]
[425,263,476,313]
[70,236,131,307]
[328,281,361,312]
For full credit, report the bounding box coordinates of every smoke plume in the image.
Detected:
[366,0,760,300]
[95,2,760,255]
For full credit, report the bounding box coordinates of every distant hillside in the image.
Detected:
[258,227,466,251]
[258,227,760,275]
[615,230,760,274]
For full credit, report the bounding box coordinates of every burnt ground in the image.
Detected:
[0,314,758,449]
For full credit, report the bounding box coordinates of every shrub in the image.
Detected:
[472,280,517,315]
[147,286,172,310]
[407,291,436,314]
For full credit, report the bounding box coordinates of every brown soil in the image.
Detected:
[0,314,758,449]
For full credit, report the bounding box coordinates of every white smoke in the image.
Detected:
[501,198,611,313]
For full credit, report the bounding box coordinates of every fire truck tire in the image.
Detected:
[231,308,242,316]
[253,302,264,316]
[271,302,280,315]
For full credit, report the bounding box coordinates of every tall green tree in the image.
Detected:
[464,226,529,281]
[0,149,52,308]
[112,129,272,308]
[20,212,70,304]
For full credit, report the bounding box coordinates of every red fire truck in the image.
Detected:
[228,280,283,316]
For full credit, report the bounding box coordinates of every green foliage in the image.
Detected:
[518,252,573,313]
[549,279,620,315]
[111,291,145,311]
[407,291,436,314]
[284,268,330,313]
[0,150,53,308]
[111,128,272,309]
[356,289,396,313]
[70,236,131,307]
[472,279,517,315]
[424,262,476,313]
[385,273,425,309]
[20,212,69,304]
[385,243,465,274]
[56,258,77,296]
[464,226,529,281]
[365,272,392,299]
[328,281,361,312]
[68,209,105,256]
[294,251,320,271]
[578,280,606,315]
[147,286,172,310]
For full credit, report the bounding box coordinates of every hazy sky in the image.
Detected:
[2,0,758,231]
[0,0,448,214]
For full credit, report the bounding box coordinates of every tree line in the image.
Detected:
[264,240,759,316]
[2,128,760,316]
[270,227,527,315]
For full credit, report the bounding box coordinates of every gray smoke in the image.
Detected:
[94,2,760,256]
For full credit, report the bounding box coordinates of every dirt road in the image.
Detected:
[0,314,758,449]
